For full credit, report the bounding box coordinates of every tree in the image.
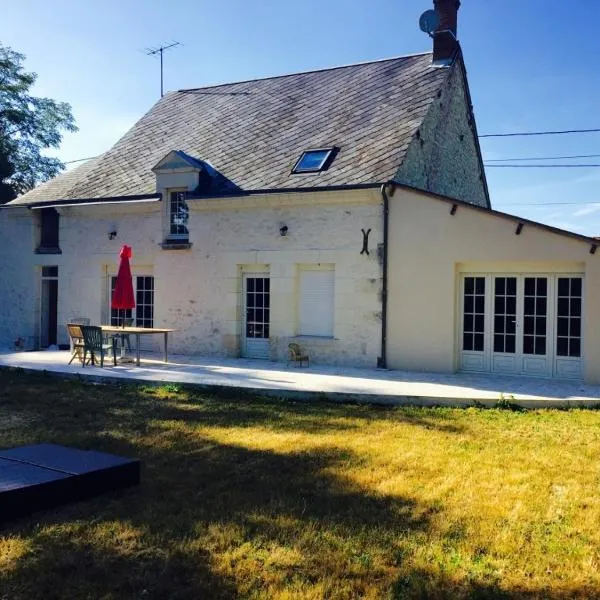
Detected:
[0,44,77,203]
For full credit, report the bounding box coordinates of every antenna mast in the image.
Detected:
[145,41,181,98]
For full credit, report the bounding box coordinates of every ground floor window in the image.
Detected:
[110,276,154,327]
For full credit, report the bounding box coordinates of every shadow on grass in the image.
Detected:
[1,372,597,599]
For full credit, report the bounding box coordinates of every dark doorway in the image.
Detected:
[41,266,58,347]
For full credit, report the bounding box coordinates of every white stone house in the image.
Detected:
[1,0,600,383]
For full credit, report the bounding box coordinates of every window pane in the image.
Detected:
[557,298,569,316]
[494,296,504,314]
[475,278,485,294]
[495,278,505,294]
[494,315,504,333]
[474,314,484,333]
[571,298,582,317]
[523,335,534,354]
[464,314,474,332]
[465,296,474,313]
[524,278,535,295]
[571,278,582,296]
[505,336,516,354]
[571,318,581,338]
[463,333,473,351]
[570,338,581,357]
[506,297,516,315]
[535,337,546,356]
[524,316,534,335]
[557,317,569,336]
[557,337,569,356]
[507,277,517,295]
[537,278,547,295]
[536,297,547,315]
[474,334,484,351]
[494,334,504,353]
[465,278,474,294]
[558,278,570,296]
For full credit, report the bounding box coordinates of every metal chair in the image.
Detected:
[80,325,117,367]
[287,343,309,368]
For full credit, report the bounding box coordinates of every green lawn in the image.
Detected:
[1,370,600,599]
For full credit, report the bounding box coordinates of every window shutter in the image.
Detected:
[299,269,334,336]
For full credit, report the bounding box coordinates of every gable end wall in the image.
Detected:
[394,60,488,207]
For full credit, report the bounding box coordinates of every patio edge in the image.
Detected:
[2,364,599,410]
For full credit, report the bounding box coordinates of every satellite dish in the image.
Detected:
[419,9,440,35]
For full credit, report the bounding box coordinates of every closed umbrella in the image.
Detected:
[112,244,136,328]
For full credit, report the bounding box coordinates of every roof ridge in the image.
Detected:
[175,51,433,93]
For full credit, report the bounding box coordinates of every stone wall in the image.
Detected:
[395,60,489,208]
[0,188,384,367]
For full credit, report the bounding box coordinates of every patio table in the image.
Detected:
[100,326,176,366]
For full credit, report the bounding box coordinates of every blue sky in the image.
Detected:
[3,0,600,234]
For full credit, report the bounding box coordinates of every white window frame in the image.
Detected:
[167,189,189,240]
[297,265,335,337]
[108,274,155,328]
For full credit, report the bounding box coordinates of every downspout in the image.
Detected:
[377,182,392,369]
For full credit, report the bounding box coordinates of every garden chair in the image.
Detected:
[80,325,117,367]
[288,343,309,368]
[66,323,87,365]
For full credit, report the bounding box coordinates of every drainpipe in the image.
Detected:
[377,182,392,369]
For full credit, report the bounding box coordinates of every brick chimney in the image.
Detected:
[433,0,460,65]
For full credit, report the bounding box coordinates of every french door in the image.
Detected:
[242,274,270,359]
[460,274,583,379]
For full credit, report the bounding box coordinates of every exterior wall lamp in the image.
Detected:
[108,229,118,240]
[279,224,288,237]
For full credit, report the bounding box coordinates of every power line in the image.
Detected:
[486,154,600,162]
[485,164,600,168]
[480,128,600,138]
[63,155,99,165]
[496,201,600,207]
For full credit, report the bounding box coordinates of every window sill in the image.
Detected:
[35,247,62,255]
[291,335,338,344]
[161,240,192,250]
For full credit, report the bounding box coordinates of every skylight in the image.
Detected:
[292,148,334,173]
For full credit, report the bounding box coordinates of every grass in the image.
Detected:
[1,370,600,598]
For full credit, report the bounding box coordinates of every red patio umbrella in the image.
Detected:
[112,244,135,327]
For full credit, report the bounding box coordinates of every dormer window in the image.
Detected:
[169,191,189,238]
[292,148,335,174]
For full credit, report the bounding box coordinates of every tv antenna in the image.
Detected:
[145,41,181,98]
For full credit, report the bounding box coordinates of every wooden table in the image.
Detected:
[101,326,176,366]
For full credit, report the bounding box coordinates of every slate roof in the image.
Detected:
[11,52,450,206]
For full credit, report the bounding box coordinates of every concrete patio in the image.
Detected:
[1,349,600,407]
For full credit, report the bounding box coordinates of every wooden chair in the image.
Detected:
[288,343,309,368]
[80,325,117,367]
[66,323,86,365]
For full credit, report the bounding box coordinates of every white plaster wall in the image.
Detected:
[1,189,383,367]
[386,187,600,384]
[0,207,38,350]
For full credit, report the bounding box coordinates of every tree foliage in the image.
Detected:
[0,44,77,203]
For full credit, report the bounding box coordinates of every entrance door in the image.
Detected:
[40,266,58,347]
[460,274,583,379]
[491,276,550,377]
[242,274,270,359]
